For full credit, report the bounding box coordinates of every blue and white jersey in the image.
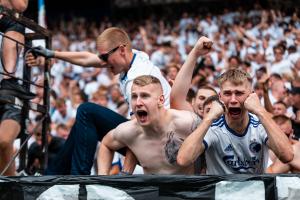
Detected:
[203,113,269,174]
[119,50,171,113]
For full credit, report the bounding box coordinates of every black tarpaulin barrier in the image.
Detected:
[0,174,300,200]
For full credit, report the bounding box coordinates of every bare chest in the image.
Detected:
[130,129,189,174]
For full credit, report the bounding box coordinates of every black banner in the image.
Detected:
[0,174,299,200]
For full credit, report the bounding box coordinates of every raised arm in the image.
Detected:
[244,93,294,163]
[177,100,224,166]
[31,46,105,68]
[259,74,273,113]
[97,129,126,175]
[170,36,213,111]
[262,85,273,113]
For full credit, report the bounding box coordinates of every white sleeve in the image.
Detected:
[203,127,217,151]
[51,111,59,124]
[124,80,133,112]
[258,124,268,144]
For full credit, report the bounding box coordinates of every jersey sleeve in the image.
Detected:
[124,80,133,111]
[250,114,268,144]
[203,127,217,151]
[258,124,268,145]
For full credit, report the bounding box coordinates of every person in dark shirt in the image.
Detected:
[26,129,65,175]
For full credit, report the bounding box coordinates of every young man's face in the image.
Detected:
[274,48,283,62]
[97,45,126,75]
[57,103,67,115]
[273,103,287,116]
[278,121,293,139]
[219,81,251,121]
[131,83,164,126]
[167,67,178,80]
[192,88,216,118]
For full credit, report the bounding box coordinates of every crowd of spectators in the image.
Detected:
[23,3,300,174]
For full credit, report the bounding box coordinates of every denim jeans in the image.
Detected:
[46,102,128,175]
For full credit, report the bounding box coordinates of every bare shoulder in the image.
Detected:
[169,109,201,131]
[115,120,133,130]
[170,109,200,122]
[114,119,141,141]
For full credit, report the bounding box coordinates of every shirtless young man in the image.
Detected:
[267,115,300,173]
[177,69,294,174]
[98,75,201,175]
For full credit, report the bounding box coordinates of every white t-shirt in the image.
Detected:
[119,50,171,113]
[270,60,293,76]
[51,109,75,125]
[203,114,269,174]
[150,50,171,69]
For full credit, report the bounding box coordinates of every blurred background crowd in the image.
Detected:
[6,0,300,174]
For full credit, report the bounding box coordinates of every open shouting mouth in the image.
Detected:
[136,110,148,123]
[228,107,242,119]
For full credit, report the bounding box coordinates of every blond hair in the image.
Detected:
[133,75,162,91]
[96,27,132,50]
[217,69,252,87]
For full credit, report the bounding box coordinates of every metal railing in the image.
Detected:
[0,6,51,175]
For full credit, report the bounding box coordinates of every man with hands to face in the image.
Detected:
[177,69,294,174]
